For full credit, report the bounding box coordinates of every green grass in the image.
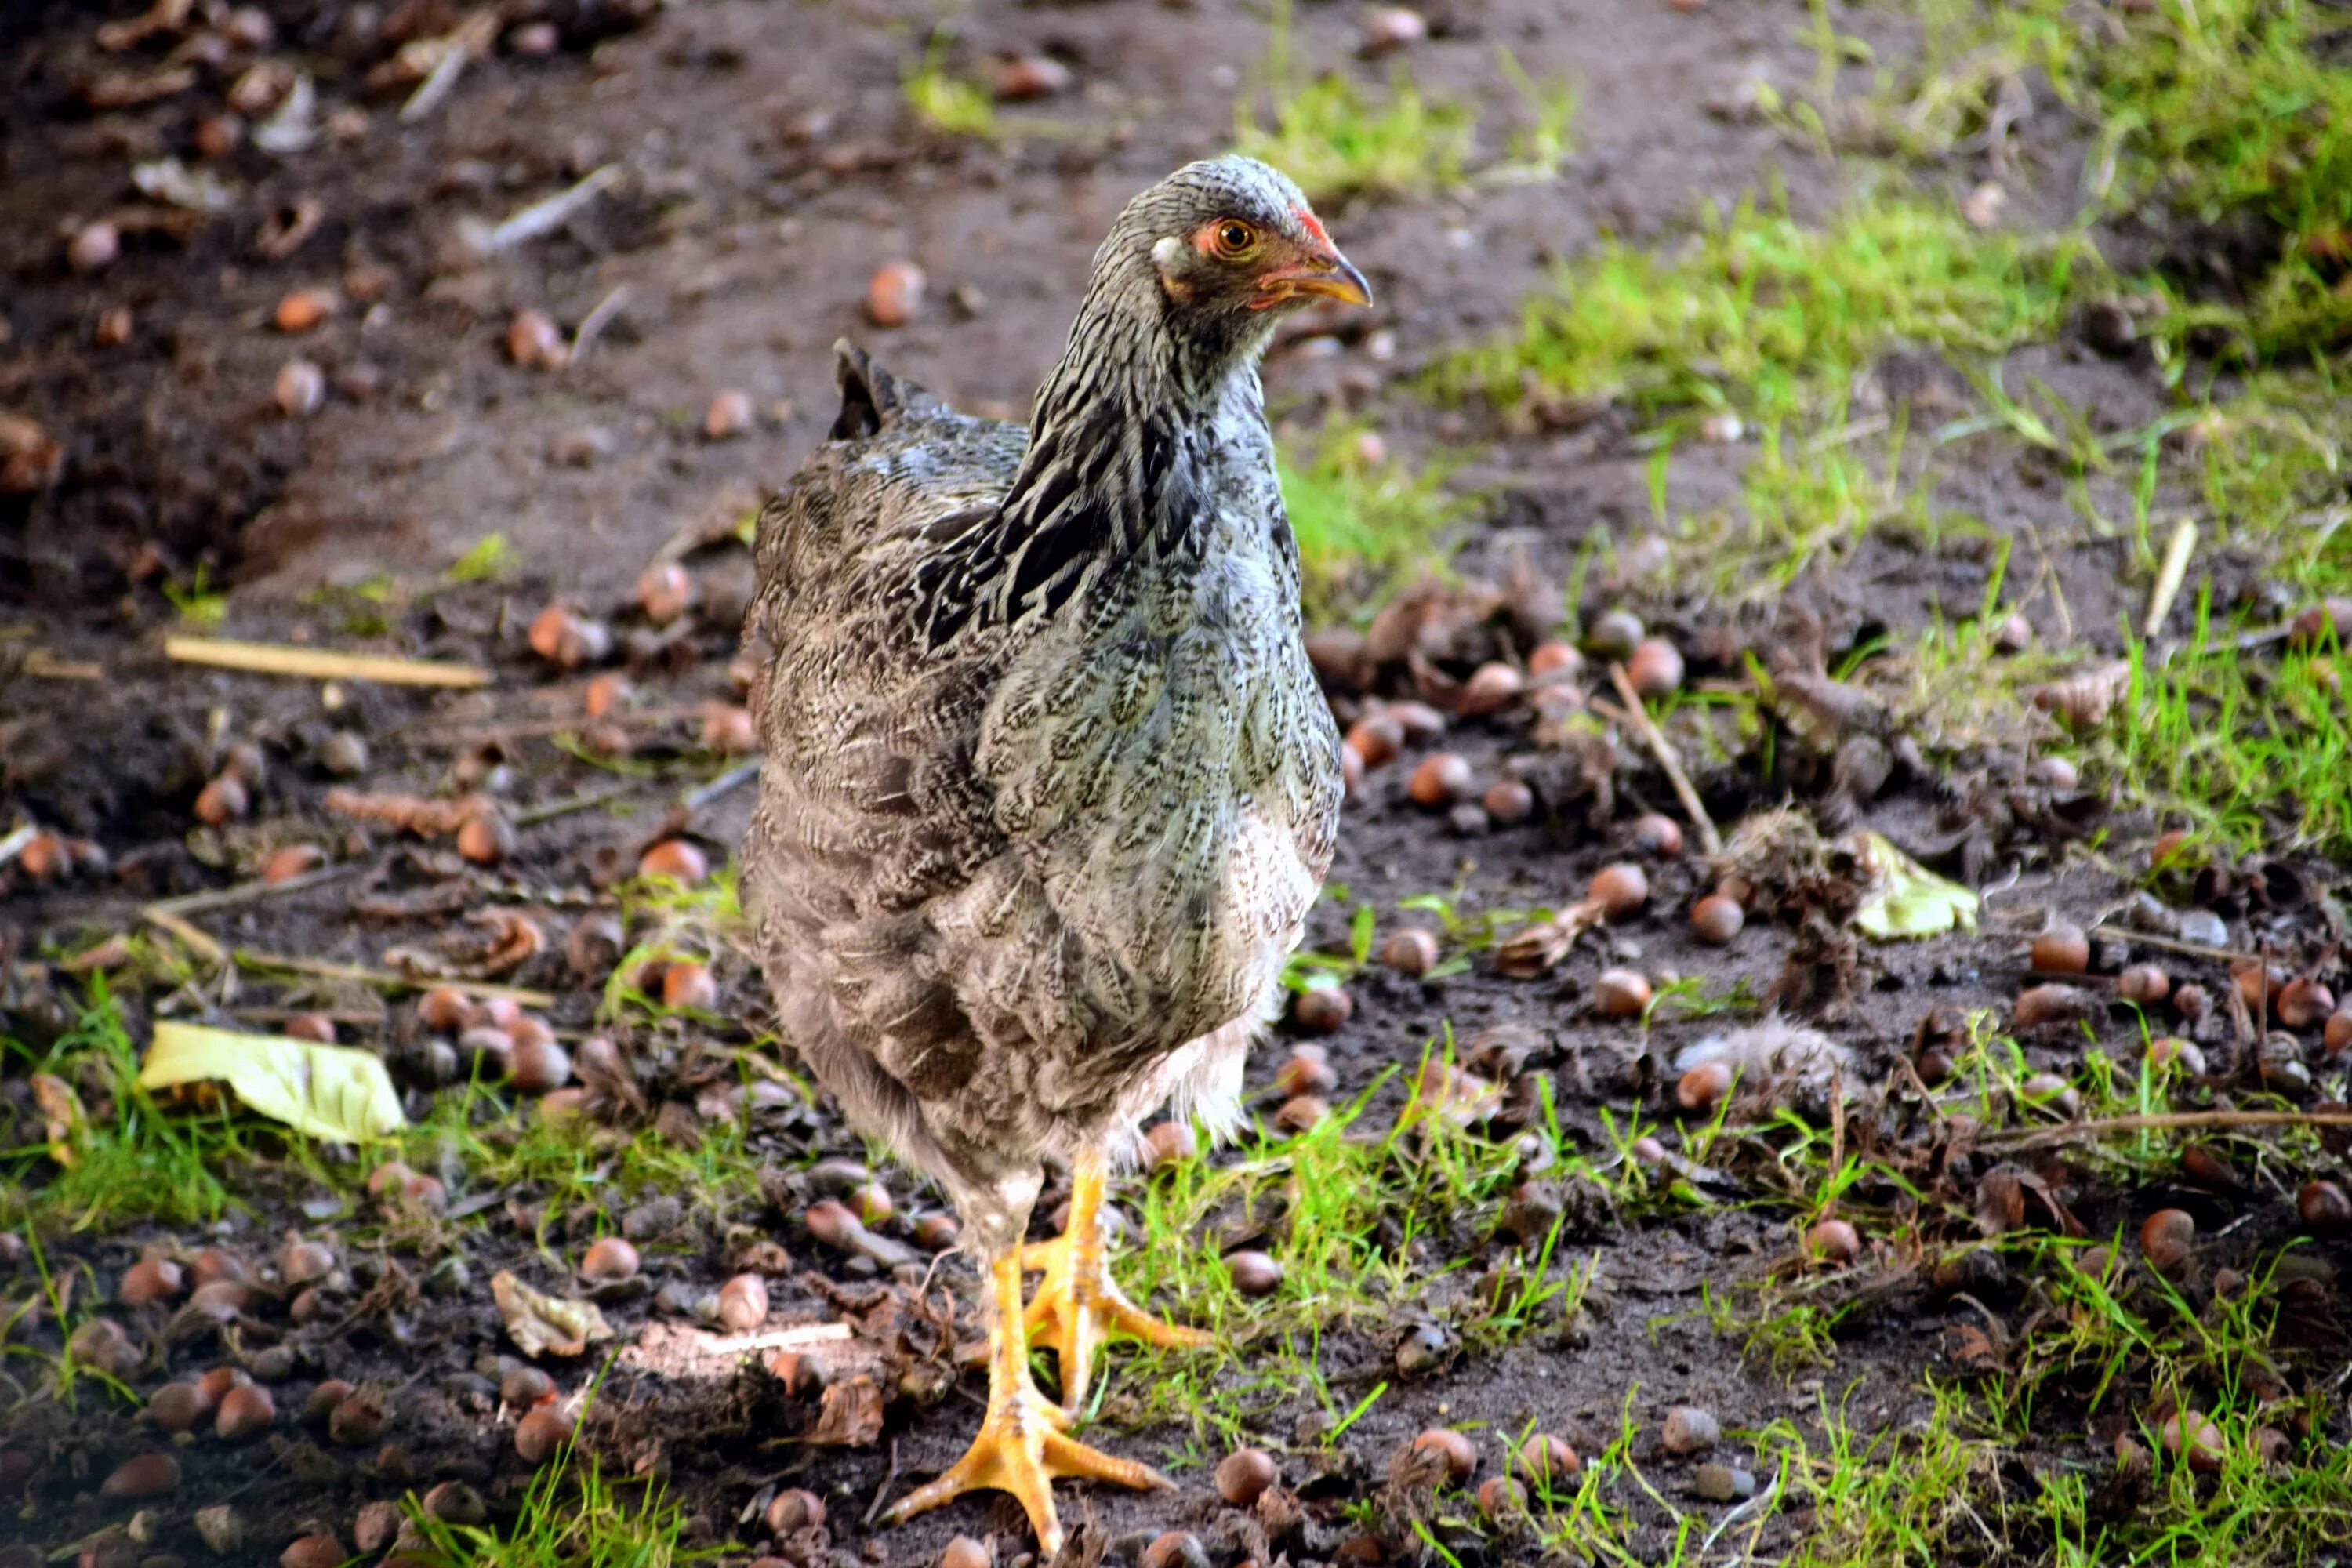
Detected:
[2074,595,2352,855]
[1864,0,2352,364]
[902,31,997,141]
[2,980,240,1231]
[1437,187,2093,424]
[1094,1043,1542,1446]
[405,1419,713,1568]
[445,532,521,584]
[1278,422,1469,619]
[1231,0,1576,204]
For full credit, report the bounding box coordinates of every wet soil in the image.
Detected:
[5,3,2350,1568]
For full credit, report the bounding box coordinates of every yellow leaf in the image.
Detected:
[1850,833,1979,940]
[138,1022,406,1142]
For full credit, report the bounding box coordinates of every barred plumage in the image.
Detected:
[740,156,1368,1552]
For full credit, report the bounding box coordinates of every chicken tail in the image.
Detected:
[829,339,937,441]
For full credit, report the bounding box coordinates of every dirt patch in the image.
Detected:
[8,3,2352,1568]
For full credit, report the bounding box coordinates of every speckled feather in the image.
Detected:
[743,158,1345,1250]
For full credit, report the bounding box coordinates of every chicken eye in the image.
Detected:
[1213,220,1258,258]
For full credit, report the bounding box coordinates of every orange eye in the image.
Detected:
[1212,220,1258,258]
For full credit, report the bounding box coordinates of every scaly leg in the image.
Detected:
[883,1247,1170,1555]
[1022,1145,1213,1414]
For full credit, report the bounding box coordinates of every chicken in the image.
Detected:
[742,157,1368,1552]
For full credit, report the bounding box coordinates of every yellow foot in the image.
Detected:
[881,1350,1170,1556]
[1022,1228,1212,1411]
[1022,1148,1212,1413]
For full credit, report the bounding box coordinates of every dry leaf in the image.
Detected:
[31,1073,87,1167]
[802,1375,884,1447]
[492,1271,615,1358]
[139,1022,405,1142]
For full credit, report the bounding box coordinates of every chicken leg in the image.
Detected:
[1022,1146,1213,1414]
[884,1247,1171,1555]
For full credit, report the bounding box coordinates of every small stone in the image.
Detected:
[1214,1446,1279,1506]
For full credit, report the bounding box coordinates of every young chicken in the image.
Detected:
[742,157,1367,1552]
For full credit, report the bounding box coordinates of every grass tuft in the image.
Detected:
[1278,422,1468,620]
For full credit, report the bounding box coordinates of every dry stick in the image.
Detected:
[1980,1108,2352,1155]
[165,636,490,688]
[24,651,103,679]
[2143,517,2198,639]
[462,164,624,256]
[147,860,365,917]
[142,906,227,965]
[569,285,630,365]
[1605,662,1722,858]
[231,949,554,1007]
[407,702,711,749]
[514,784,634,828]
[2087,922,2247,964]
[684,760,760,811]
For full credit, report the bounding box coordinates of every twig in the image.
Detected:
[1605,662,1722,857]
[147,861,365,917]
[684,760,760,811]
[23,651,103,679]
[2087,923,2246,964]
[1980,1109,2352,1154]
[231,949,554,1007]
[703,1322,852,1356]
[2144,517,2198,639]
[142,907,227,965]
[514,784,635,828]
[398,13,495,124]
[165,636,490,688]
[460,164,623,256]
[569,285,630,365]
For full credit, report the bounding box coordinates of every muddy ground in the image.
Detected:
[5,2,2351,1566]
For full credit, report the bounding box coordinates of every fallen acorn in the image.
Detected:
[2030,923,2089,975]
[501,1365,557,1409]
[194,774,250,826]
[1476,1475,1526,1518]
[527,604,612,669]
[1625,638,1684,699]
[1139,1534,1210,1568]
[1595,967,1652,1020]
[1587,608,1643,660]
[2160,1410,2224,1473]
[215,1382,276,1441]
[423,1480,487,1526]
[867,261,925,327]
[118,1257,183,1307]
[1661,1406,1720,1456]
[579,1236,640,1284]
[639,839,709,883]
[1629,813,1684,858]
[2140,1208,2194,1273]
[1690,893,1744,946]
[643,961,710,1014]
[1482,778,1534,825]
[702,390,754,441]
[100,1453,180,1499]
[1588,862,1650,919]
[1457,661,1524,715]
[1292,985,1352,1033]
[1408,752,1473,808]
[456,812,514,865]
[716,1272,768,1332]
[514,1405,573,1464]
[2298,1181,2350,1230]
[2278,978,2335,1031]
[1516,1432,1579,1486]
[1806,1218,1860,1266]
[2115,964,2171,1005]
[1380,927,1439,977]
[1345,712,1403,768]
[938,1539,989,1568]
[1224,1250,1283,1298]
[280,1533,343,1568]
[145,1381,212,1433]
[1142,1120,1196,1169]
[506,308,568,368]
[1275,1051,1337,1098]
[506,1036,572,1094]
[328,1390,387,1445]
[765,1487,826,1534]
[1214,1446,1279,1506]
[301,1380,353,1423]
[1410,1426,1477,1486]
